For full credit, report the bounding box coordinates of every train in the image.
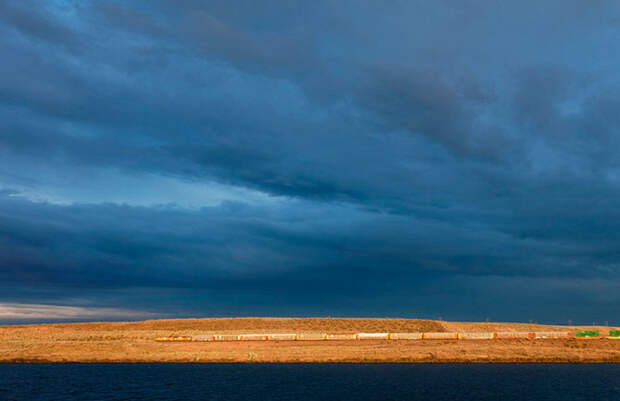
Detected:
[154,330,620,342]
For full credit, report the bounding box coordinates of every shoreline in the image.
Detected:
[2,361,620,364]
[1,318,618,364]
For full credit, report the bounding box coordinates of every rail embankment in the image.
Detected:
[156,331,573,342]
[1,318,618,363]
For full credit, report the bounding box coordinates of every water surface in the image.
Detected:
[1,363,618,400]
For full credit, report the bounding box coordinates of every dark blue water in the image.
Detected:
[0,363,618,401]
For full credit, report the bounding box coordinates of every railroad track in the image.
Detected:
[154,331,620,342]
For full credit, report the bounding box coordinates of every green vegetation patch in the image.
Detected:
[609,330,620,337]
[576,330,599,337]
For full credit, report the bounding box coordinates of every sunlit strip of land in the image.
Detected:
[1,318,618,363]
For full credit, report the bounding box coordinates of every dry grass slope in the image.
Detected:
[1,318,618,363]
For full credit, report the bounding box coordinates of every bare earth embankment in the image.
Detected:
[1,318,618,363]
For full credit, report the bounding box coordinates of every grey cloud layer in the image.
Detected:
[1,0,619,322]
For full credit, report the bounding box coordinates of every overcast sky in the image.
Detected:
[1,0,619,324]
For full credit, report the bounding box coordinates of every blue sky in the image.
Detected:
[1,0,619,324]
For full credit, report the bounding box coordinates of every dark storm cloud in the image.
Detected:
[1,0,620,322]
[353,66,514,160]
[0,0,81,49]
[1,191,617,288]
[1,190,618,322]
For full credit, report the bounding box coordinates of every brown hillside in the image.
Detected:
[1,318,618,363]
